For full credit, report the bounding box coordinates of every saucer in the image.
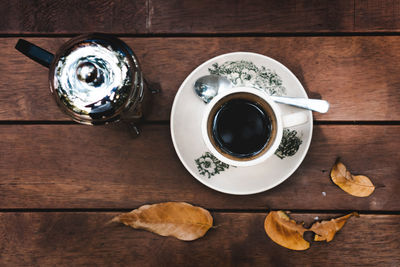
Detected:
[170,52,313,195]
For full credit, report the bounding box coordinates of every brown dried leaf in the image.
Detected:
[310,212,358,242]
[331,161,375,197]
[264,211,310,250]
[112,202,213,241]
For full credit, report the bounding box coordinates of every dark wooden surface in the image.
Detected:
[3,0,400,34]
[1,1,400,266]
[0,0,147,34]
[0,213,399,266]
[0,124,398,211]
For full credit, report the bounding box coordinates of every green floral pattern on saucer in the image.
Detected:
[195,152,231,178]
[208,60,286,96]
[275,129,303,159]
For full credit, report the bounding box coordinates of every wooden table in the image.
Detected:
[1,1,399,266]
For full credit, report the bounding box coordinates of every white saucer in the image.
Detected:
[170,52,313,195]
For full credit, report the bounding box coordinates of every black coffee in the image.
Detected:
[212,99,272,158]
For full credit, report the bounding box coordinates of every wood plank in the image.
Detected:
[0,124,398,210]
[0,0,147,34]
[2,0,400,34]
[355,0,400,32]
[2,36,400,122]
[0,212,398,266]
[148,0,354,34]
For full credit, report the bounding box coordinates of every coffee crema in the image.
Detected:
[207,92,277,161]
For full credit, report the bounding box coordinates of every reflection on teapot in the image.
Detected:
[15,33,158,136]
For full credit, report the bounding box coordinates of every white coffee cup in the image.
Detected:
[201,87,307,167]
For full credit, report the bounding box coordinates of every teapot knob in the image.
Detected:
[76,62,98,84]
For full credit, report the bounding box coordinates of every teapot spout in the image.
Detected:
[15,39,54,68]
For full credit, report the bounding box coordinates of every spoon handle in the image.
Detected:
[270,96,330,113]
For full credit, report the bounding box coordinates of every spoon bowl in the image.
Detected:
[194,74,232,103]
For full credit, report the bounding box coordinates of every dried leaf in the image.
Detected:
[310,212,358,242]
[331,160,375,197]
[264,211,310,250]
[112,202,213,241]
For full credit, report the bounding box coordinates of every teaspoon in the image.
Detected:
[194,75,329,113]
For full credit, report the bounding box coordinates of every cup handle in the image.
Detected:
[282,112,308,128]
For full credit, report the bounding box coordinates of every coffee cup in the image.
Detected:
[201,87,307,167]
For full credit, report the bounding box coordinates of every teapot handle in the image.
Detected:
[15,39,54,68]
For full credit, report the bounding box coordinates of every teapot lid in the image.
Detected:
[49,34,143,125]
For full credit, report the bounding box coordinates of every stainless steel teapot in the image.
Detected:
[16,33,154,135]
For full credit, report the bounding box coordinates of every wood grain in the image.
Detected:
[148,0,354,34]
[2,1,400,34]
[1,36,400,121]
[0,212,398,266]
[0,0,147,34]
[1,2,398,266]
[355,0,400,31]
[0,124,398,210]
